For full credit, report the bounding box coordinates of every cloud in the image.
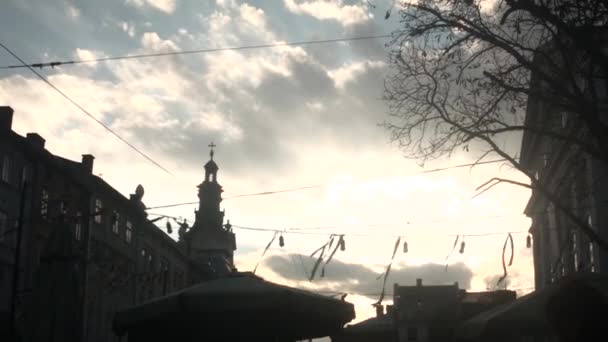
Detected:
[66,3,80,19]
[264,254,474,298]
[328,60,385,89]
[284,0,371,26]
[126,0,177,13]
[120,21,136,37]
[74,48,99,67]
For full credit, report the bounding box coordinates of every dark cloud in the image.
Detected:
[264,254,474,298]
[125,47,392,180]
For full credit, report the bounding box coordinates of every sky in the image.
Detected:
[0,0,532,323]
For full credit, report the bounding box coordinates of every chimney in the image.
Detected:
[81,154,95,174]
[416,278,422,287]
[375,305,384,318]
[386,305,394,316]
[0,106,14,132]
[26,133,45,149]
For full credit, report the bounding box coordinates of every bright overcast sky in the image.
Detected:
[0,0,532,322]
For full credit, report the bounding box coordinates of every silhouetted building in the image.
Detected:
[393,279,463,342]
[520,34,608,289]
[0,106,238,341]
[333,280,516,342]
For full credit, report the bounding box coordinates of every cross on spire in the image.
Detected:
[208,142,216,160]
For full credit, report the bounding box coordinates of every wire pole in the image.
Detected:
[10,181,27,341]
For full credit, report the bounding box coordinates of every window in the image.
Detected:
[1,155,10,183]
[125,220,132,243]
[111,211,119,234]
[0,210,8,241]
[20,166,27,187]
[407,326,418,341]
[59,201,67,215]
[94,199,102,224]
[561,111,568,129]
[542,153,550,168]
[587,214,596,272]
[41,188,49,219]
[589,242,596,272]
[572,232,579,272]
[75,212,82,241]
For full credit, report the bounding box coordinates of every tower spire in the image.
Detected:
[208,142,216,160]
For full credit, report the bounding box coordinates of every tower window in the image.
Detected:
[209,174,214,182]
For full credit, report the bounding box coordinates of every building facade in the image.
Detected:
[520,46,608,289]
[0,106,237,341]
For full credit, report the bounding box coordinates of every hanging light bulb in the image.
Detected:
[279,234,285,247]
[340,238,346,251]
[403,241,408,253]
[459,240,466,254]
[526,235,532,248]
[166,220,173,234]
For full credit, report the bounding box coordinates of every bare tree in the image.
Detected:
[383,0,608,250]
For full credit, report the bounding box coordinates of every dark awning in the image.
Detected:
[456,274,608,341]
[114,272,355,341]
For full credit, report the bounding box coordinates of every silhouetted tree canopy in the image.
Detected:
[384,0,608,249]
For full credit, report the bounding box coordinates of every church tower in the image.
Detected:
[182,143,236,277]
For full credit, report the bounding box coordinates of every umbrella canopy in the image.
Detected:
[114,272,355,341]
[456,274,608,341]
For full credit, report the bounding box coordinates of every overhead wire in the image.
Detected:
[0,34,392,69]
[146,213,529,237]
[0,42,173,176]
[145,158,512,210]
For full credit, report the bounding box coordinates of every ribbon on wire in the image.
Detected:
[445,235,460,271]
[496,233,514,287]
[253,231,279,274]
[374,236,402,306]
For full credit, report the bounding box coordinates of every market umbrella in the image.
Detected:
[114,272,355,342]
